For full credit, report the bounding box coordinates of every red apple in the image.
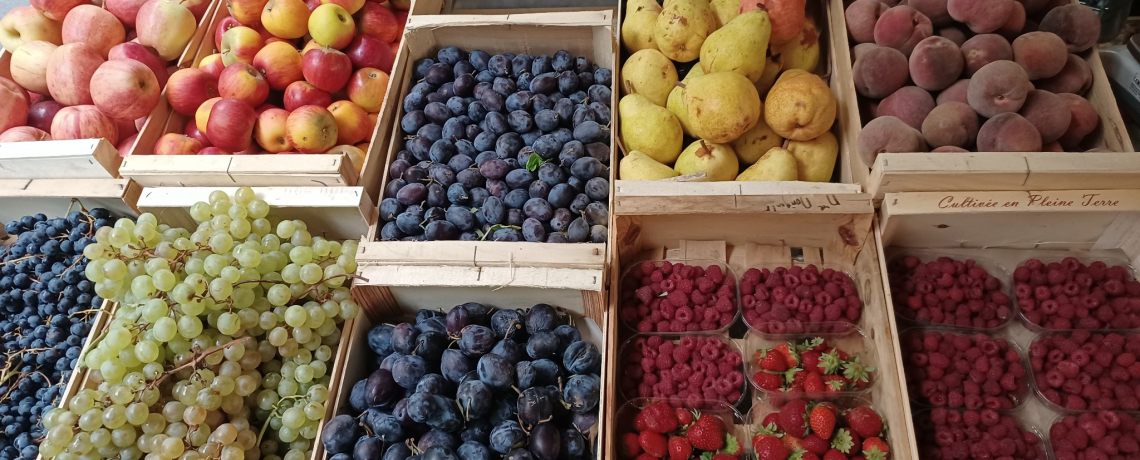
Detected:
[205,98,256,152]
[347,67,389,112]
[0,126,50,142]
[199,54,226,78]
[286,105,337,153]
[328,100,370,145]
[218,62,269,107]
[51,105,118,144]
[117,133,137,157]
[10,40,58,95]
[184,119,210,146]
[301,46,351,92]
[254,107,291,153]
[61,5,125,58]
[0,80,29,134]
[220,26,264,65]
[26,100,64,132]
[199,146,227,155]
[114,116,139,138]
[104,0,149,27]
[183,0,211,19]
[29,0,85,21]
[214,16,240,51]
[227,0,270,26]
[320,0,363,14]
[90,60,161,121]
[108,42,169,87]
[167,68,219,116]
[345,34,394,74]
[195,96,221,135]
[154,132,203,155]
[304,0,320,11]
[45,43,102,106]
[282,81,332,111]
[252,41,303,91]
[355,2,398,42]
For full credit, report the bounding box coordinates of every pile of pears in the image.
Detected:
[618,0,840,182]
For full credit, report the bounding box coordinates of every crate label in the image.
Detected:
[937,193,1124,210]
[761,195,846,212]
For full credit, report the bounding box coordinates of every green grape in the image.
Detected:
[277,379,298,397]
[302,306,325,329]
[235,375,259,397]
[306,385,328,404]
[108,227,130,247]
[178,316,203,339]
[297,263,321,285]
[323,265,346,287]
[288,246,313,265]
[292,327,312,345]
[189,202,213,221]
[237,247,261,268]
[293,365,313,384]
[142,413,166,435]
[313,345,333,362]
[275,221,296,239]
[100,360,126,383]
[221,446,244,460]
[103,258,127,281]
[126,402,149,426]
[252,217,272,236]
[183,406,207,426]
[109,385,134,405]
[282,407,305,429]
[165,421,189,439]
[283,305,307,328]
[40,440,63,458]
[140,387,161,406]
[277,427,298,443]
[142,299,168,322]
[230,219,252,239]
[135,340,160,363]
[132,275,156,298]
[209,233,234,253]
[309,361,326,379]
[85,259,106,283]
[339,299,359,320]
[69,392,94,414]
[78,409,103,431]
[152,317,178,343]
[185,274,208,295]
[280,264,301,284]
[267,285,291,307]
[302,402,323,421]
[102,405,127,429]
[209,278,233,301]
[256,390,279,411]
[219,266,242,284]
[211,215,233,231]
[204,254,227,276]
[267,327,288,347]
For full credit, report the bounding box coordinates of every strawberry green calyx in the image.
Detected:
[864,446,888,460]
[754,423,783,438]
[798,337,824,352]
[842,357,875,383]
[819,350,842,374]
[832,429,855,454]
[720,434,740,455]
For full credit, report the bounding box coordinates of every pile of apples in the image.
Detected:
[0,0,211,145]
[153,0,407,167]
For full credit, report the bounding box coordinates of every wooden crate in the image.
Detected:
[826,0,1138,201]
[409,0,616,15]
[354,11,615,312]
[612,0,868,215]
[877,188,1140,453]
[606,200,920,459]
[118,2,402,194]
[0,0,221,180]
[0,179,141,231]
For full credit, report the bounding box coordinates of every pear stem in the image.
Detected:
[675,82,686,89]
[697,140,710,158]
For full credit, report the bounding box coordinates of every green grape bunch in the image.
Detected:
[40,187,361,460]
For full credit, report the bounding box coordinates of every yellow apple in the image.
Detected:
[307,3,354,49]
[328,100,370,145]
[286,105,337,153]
[319,0,362,14]
[254,107,291,153]
[198,53,225,78]
[195,96,221,135]
[261,0,310,39]
[10,40,58,95]
[327,144,364,172]
[301,39,321,57]
[0,6,63,52]
[227,0,269,25]
[346,67,389,112]
[135,0,196,61]
[220,25,264,65]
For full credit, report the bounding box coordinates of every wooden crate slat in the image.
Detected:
[0,179,141,220]
[0,139,120,180]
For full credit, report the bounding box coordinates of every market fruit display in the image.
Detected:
[321,302,601,460]
[1029,331,1140,411]
[0,0,211,147]
[913,408,1046,460]
[750,337,875,398]
[751,401,891,460]
[620,335,745,407]
[1013,257,1140,330]
[0,209,116,460]
[887,255,1012,329]
[38,187,361,460]
[618,0,839,183]
[900,330,1028,410]
[620,261,737,333]
[849,1,1106,162]
[618,402,743,459]
[1049,411,1140,460]
[147,1,406,169]
[738,265,863,334]
[379,47,613,243]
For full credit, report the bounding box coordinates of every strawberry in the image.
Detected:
[808,405,835,438]
[862,437,890,460]
[779,399,809,438]
[800,337,825,352]
[800,350,822,372]
[762,413,781,428]
[822,375,847,392]
[788,369,806,390]
[754,371,783,391]
[635,454,658,460]
[823,449,848,460]
[795,452,822,460]
[831,429,860,456]
[711,455,738,460]
[841,358,875,389]
[754,435,790,460]
[667,436,691,460]
[686,414,725,451]
[758,349,790,372]
[675,408,694,427]
[636,402,680,434]
[844,407,883,438]
[802,434,830,455]
[782,435,805,452]
[774,344,799,368]
[803,373,825,393]
[640,431,668,457]
[818,349,843,375]
[622,432,643,458]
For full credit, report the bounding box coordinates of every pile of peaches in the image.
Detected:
[152,0,406,167]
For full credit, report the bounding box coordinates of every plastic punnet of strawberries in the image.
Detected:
[900,330,1028,410]
[752,401,889,460]
[1028,331,1140,411]
[887,255,1012,329]
[739,265,862,335]
[621,261,738,333]
[913,408,1046,460]
[621,335,745,407]
[1049,411,1140,460]
[751,337,875,400]
[620,402,743,460]
[1014,257,1140,330]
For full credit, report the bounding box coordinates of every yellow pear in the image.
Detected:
[622,0,662,53]
[764,69,836,141]
[666,86,696,137]
[754,55,782,97]
[700,10,771,82]
[787,132,838,182]
[682,72,761,143]
[709,0,739,27]
[620,93,684,164]
[620,151,681,180]
[774,18,820,72]
[674,140,738,181]
[731,117,784,165]
[737,147,799,181]
[653,0,717,63]
[621,49,678,107]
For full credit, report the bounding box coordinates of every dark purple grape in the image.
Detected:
[402,110,427,134]
[470,50,490,70]
[424,102,450,124]
[503,189,528,209]
[353,435,383,460]
[516,387,553,429]
[527,181,549,200]
[590,101,612,127]
[396,149,413,162]
[489,421,526,454]
[517,146,536,166]
[466,124,483,141]
[521,130,541,147]
[563,374,599,412]
[526,331,559,359]
[395,211,421,236]
[476,353,514,389]
[379,222,403,240]
[323,415,363,455]
[566,218,589,242]
[476,158,508,180]
[594,67,612,86]
[429,140,457,164]
[451,74,474,99]
[489,340,522,365]
[418,429,458,452]
[446,207,475,231]
[383,444,411,460]
[438,82,456,99]
[408,137,433,161]
[532,93,553,112]
[458,324,496,357]
[414,330,448,361]
[509,54,533,76]
[491,227,520,241]
[418,124,443,143]
[404,165,429,183]
[563,340,600,374]
[573,121,608,144]
[437,46,465,65]
[390,159,411,180]
[443,118,465,142]
[405,91,426,113]
[506,208,525,227]
[391,355,427,389]
[391,323,419,354]
[474,81,493,99]
[454,60,474,77]
[557,71,579,95]
[536,162,565,186]
[545,233,568,243]
[585,177,608,201]
[528,423,560,460]
[365,410,404,442]
[546,184,575,209]
[527,304,563,334]
[368,323,396,357]
[572,105,595,126]
[493,77,517,97]
[427,183,448,208]
[507,110,533,134]
[469,187,490,206]
[484,112,508,136]
[457,379,492,419]
[396,183,427,206]
[584,202,608,227]
[415,373,452,397]
[461,418,492,444]
[523,198,554,221]
[574,56,591,73]
[448,152,474,170]
[521,218,545,242]
[577,71,594,89]
[557,142,585,169]
[426,92,448,104]
[504,91,532,112]
[549,208,572,232]
[425,63,454,86]
[553,324,581,353]
[534,110,559,133]
[478,196,505,225]
[561,429,586,459]
[590,225,607,243]
[529,72,557,95]
[588,84,611,105]
[504,449,533,460]
[424,220,458,241]
[413,58,435,79]
[553,98,575,124]
[348,379,368,412]
[496,133,523,158]
[379,352,402,371]
[456,169,483,189]
[568,91,588,105]
[379,197,404,221]
[490,309,523,338]
[467,101,488,122]
[440,349,472,384]
[571,157,605,180]
[486,179,507,197]
[488,54,511,77]
[573,411,598,433]
[474,132,496,152]
[504,169,534,189]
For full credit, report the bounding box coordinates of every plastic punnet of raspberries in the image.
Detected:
[914,408,1046,460]
[621,404,743,460]
[739,265,863,335]
[1029,331,1140,412]
[620,335,745,408]
[1014,257,1140,330]
[1049,411,1140,460]
[887,256,1012,329]
[621,261,739,333]
[900,330,1028,410]
[751,337,875,401]
[752,401,890,460]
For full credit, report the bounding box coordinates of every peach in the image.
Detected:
[857,116,927,167]
[937,26,967,46]
[1012,31,1068,80]
[960,34,1012,76]
[1017,0,1049,14]
[1041,141,1063,152]
[967,61,1031,117]
[921,102,979,148]
[874,6,933,56]
[997,1,1026,39]
[908,0,950,26]
[853,45,910,98]
[932,145,969,152]
[1035,54,1092,95]
[1039,4,1100,53]
[936,79,971,106]
[1018,90,1070,143]
[947,0,1014,34]
[977,113,1041,152]
[853,43,880,60]
[878,86,936,130]
[1057,92,1099,150]
[909,36,963,91]
[845,0,889,44]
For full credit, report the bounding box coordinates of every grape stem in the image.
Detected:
[256,394,304,446]
[150,336,255,388]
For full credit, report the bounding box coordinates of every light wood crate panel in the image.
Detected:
[409,0,616,15]
[606,202,919,460]
[0,179,141,228]
[612,0,866,215]
[826,0,1137,200]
